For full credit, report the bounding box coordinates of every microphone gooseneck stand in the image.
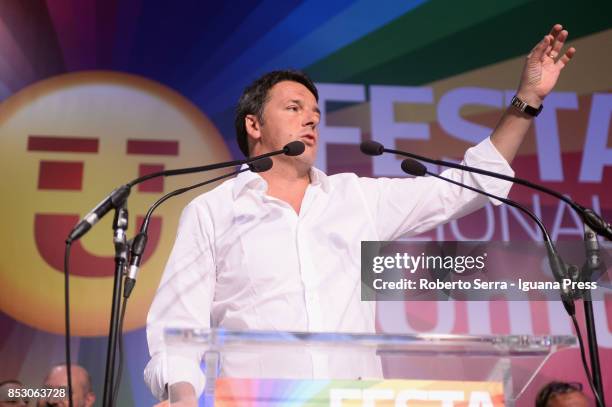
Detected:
[400,157,604,407]
[112,159,272,406]
[400,159,576,314]
[62,241,74,407]
[103,204,129,407]
[64,144,300,407]
[364,141,607,406]
[581,223,605,403]
[360,140,612,241]
[108,162,272,406]
[125,158,273,299]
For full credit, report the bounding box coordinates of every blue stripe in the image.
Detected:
[193,0,355,113]
[194,0,429,115]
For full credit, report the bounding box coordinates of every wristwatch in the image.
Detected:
[511,95,543,117]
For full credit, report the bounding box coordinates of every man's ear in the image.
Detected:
[245,114,262,141]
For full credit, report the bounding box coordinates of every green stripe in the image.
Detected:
[306,0,611,85]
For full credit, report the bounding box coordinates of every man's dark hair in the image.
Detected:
[235,70,318,157]
[535,381,583,407]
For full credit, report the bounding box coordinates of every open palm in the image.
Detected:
[518,24,576,105]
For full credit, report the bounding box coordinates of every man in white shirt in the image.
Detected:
[145,24,576,404]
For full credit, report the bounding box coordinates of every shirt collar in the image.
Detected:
[232,165,331,198]
[232,164,267,199]
[309,166,331,193]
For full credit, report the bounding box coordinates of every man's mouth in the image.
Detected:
[299,134,316,146]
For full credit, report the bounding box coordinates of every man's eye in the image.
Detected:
[288,106,298,111]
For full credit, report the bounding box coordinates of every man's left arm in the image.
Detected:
[490,24,576,163]
[359,25,577,241]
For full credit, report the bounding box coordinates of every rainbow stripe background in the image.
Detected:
[0,1,610,405]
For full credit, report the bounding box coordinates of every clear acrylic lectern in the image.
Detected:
[164,328,575,406]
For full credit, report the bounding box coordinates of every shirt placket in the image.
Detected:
[296,185,329,378]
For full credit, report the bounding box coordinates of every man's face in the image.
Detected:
[249,80,320,169]
[38,367,94,407]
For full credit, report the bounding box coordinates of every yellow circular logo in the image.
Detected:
[0,71,231,336]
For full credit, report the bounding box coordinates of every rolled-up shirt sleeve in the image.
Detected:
[144,201,216,400]
[358,137,515,241]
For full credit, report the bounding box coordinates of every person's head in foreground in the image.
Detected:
[37,364,95,407]
[535,381,590,407]
[0,380,28,406]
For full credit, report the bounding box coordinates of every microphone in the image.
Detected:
[401,157,576,315]
[67,186,131,243]
[400,159,427,177]
[583,224,605,284]
[283,140,306,156]
[249,156,274,172]
[67,142,303,243]
[362,140,612,241]
[123,157,273,298]
[359,140,384,156]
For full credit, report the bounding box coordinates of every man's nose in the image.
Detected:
[303,110,319,129]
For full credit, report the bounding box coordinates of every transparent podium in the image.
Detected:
[165,328,575,406]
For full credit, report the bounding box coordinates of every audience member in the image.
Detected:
[37,364,95,407]
[535,381,589,407]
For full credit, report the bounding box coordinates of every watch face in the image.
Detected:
[511,96,525,111]
[511,96,541,116]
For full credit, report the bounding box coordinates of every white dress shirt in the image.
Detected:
[144,137,514,400]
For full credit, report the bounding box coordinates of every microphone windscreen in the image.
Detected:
[249,157,273,173]
[360,140,384,156]
[283,141,305,156]
[401,159,427,177]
